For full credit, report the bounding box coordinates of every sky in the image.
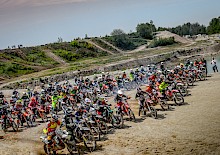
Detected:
[0,0,219,49]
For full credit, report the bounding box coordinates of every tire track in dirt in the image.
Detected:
[43,49,68,66]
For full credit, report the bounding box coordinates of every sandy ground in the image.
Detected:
[1,73,220,155]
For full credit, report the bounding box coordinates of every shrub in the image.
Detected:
[149,37,176,48]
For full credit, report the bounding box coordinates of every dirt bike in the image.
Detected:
[73,120,97,152]
[102,84,113,97]
[12,109,33,128]
[0,98,8,105]
[41,102,52,114]
[94,114,108,135]
[83,115,102,141]
[171,81,189,97]
[99,104,124,128]
[1,107,18,132]
[29,106,48,123]
[164,87,184,106]
[123,79,132,91]
[138,97,157,119]
[150,90,170,111]
[40,128,79,155]
[115,97,136,122]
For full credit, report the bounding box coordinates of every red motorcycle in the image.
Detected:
[148,90,170,111]
[28,106,48,123]
[164,86,184,106]
[12,108,33,128]
[115,97,136,122]
[1,107,18,132]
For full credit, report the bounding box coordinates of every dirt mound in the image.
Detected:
[155,31,191,44]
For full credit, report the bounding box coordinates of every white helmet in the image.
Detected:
[117,90,123,95]
[85,98,91,103]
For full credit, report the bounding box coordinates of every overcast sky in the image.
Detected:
[0,0,219,49]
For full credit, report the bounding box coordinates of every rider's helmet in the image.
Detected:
[73,85,78,90]
[53,91,58,96]
[170,70,174,74]
[40,94,46,98]
[117,90,123,96]
[51,114,58,122]
[16,100,22,106]
[85,98,92,104]
[137,87,142,93]
[41,89,46,95]
[31,97,36,102]
[160,74,165,79]
[66,108,72,116]
[180,63,184,68]
[161,62,164,65]
[101,72,105,76]
[27,86,30,91]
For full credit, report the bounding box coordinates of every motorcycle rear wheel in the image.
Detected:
[11,121,18,132]
[160,100,170,111]
[67,142,80,155]
[43,144,54,155]
[99,121,108,134]
[83,133,96,152]
[111,114,124,128]
[128,109,136,122]
[174,92,184,106]
[149,106,157,119]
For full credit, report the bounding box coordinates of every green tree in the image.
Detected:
[136,22,156,39]
[110,29,135,50]
[207,17,220,34]
[111,29,125,36]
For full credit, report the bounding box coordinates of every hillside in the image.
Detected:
[0,40,110,81]
[1,31,216,86]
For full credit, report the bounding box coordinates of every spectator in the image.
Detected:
[211,57,218,72]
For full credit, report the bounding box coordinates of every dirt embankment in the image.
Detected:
[1,73,220,155]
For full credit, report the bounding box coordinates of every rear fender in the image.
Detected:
[172,90,179,93]
[177,83,184,86]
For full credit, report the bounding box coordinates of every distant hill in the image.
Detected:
[155,31,191,44]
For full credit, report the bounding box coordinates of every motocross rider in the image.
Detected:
[114,90,130,113]
[43,114,61,145]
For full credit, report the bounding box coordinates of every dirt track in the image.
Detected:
[1,73,220,155]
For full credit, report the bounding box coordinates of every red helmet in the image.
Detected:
[31,97,36,102]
